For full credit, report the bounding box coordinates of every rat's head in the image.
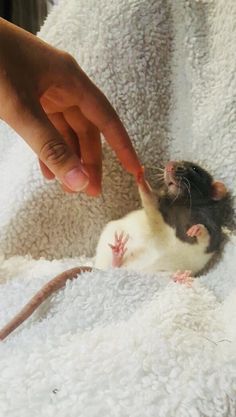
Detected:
[163,161,227,203]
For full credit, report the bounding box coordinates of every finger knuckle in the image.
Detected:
[40,140,70,166]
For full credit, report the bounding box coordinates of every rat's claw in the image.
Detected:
[115,231,126,245]
[123,234,129,246]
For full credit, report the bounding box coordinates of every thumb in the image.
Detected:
[7,99,89,192]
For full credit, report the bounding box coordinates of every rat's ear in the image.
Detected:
[211,181,228,200]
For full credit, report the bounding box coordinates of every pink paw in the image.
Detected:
[172,270,193,287]
[187,224,206,238]
[109,231,129,268]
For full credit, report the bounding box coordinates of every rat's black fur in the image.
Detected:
[158,161,233,253]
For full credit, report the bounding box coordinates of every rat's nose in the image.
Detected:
[165,161,176,173]
[175,164,186,176]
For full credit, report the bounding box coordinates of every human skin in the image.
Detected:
[0,18,141,195]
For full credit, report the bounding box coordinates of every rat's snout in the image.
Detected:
[175,164,186,177]
[164,161,177,186]
[165,161,185,176]
[164,161,184,197]
[165,161,176,173]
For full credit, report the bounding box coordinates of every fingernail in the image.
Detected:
[64,167,89,192]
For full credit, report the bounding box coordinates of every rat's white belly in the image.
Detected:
[95,209,212,275]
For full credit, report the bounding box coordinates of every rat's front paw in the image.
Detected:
[187,224,207,238]
[136,166,153,195]
[109,231,129,268]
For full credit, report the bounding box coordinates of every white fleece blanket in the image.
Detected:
[0,0,236,415]
[0,238,236,416]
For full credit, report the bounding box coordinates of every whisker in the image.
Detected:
[182,177,192,213]
[146,166,165,173]
[170,179,182,205]
[156,178,165,186]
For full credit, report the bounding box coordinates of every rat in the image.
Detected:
[0,161,231,341]
[95,161,230,276]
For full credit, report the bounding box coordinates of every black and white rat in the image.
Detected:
[0,161,231,340]
[95,161,230,276]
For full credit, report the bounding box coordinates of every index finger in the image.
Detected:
[75,73,142,176]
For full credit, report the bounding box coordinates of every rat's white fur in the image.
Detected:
[95,188,212,276]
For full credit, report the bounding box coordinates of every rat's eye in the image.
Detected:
[191,166,199,174]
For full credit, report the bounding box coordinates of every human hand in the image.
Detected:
[0,18,141,195]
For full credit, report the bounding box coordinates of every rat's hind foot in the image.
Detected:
[109,231,129,268]
[172,270,193,287]
[187,224,208,240]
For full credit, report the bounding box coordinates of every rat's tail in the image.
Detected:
[0,266,92,341]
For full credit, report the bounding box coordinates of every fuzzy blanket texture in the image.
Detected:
[0,0,235,416]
